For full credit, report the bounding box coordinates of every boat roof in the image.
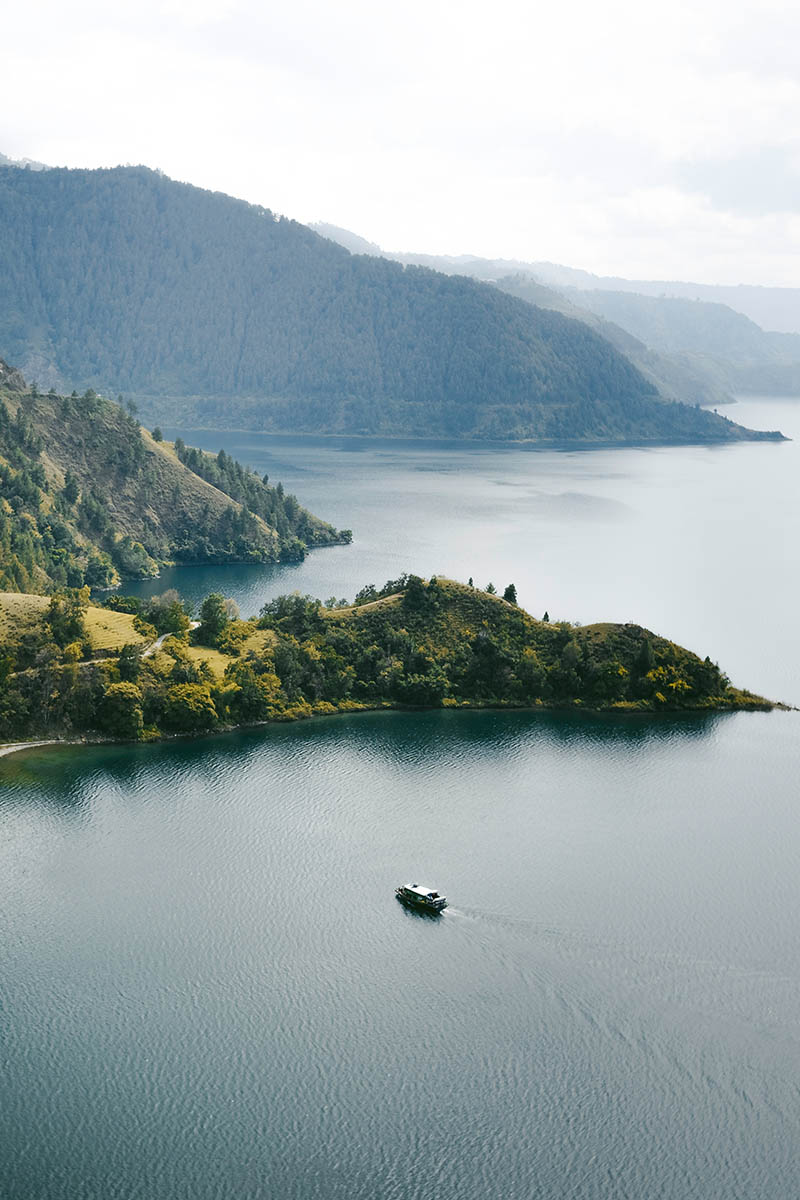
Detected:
[403,884,441,897]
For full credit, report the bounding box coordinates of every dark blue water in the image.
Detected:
[3,398,799,1198]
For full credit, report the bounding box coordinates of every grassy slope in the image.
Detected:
[0,372,342,593]
[140,579,771,709]
[0,592,147,653]
[4,389,279,560]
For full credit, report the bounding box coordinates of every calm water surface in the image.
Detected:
[134,397,798,706]
[3,398,799,1198]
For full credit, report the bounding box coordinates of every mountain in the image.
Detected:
[0,165,779,445]
[0,360,346,594]
[387,250,800,336]
[488,273,732,408]
[524,264,800,338]
[311,226,782,405]
[312,228,800,399]
[311,221,384,256]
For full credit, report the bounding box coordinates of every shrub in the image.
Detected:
[162,683,218,732]
[100,681,144,739]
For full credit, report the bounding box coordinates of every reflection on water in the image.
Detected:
[6,397,800,1198]
[1,708,799,1199]
[111,397,800,707]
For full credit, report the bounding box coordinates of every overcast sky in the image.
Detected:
[3,0,799,285]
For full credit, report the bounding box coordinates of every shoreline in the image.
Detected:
[142,421,788,451]
[0,694,786,761]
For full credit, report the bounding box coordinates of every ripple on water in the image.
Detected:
[1,709,799,1199]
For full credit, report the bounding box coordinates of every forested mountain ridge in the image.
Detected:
[0,164,779,444]
[0,362,346,593]
[314,225,800,402]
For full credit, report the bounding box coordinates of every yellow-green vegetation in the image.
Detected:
[173,643,233,681]
[0,590,146,655]
[0,591,49,638]
[83,606,149,653]
[0,357,348,594]
[0,577,775,747]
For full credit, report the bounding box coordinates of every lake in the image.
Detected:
[2,398,799,1198]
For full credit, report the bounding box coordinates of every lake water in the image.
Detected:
[2,399,799,1198]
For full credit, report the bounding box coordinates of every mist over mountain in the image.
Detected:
[0,150,49,172]
[380,248,800,337]
[0,164,777,445]
[526,263,800,338]
[312,225,800,400]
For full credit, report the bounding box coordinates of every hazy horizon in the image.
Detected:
[3,0,799,288]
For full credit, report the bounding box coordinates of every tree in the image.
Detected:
[637,637,655,674]
[62,470,79,506]
[542,611,549,623]
[146,590,191,636]
[163,683,218,731]
[485,582,497,595]
[196,593,229,645]
[151,427,163,441]
[118,643,143,682]
[403,574,429,611]
[225,661,282,721]
[100,681,144,739]
[503,583,517,605]
[84,552,114,588]
[47,587,89,647]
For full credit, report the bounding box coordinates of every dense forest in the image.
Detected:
[0,360,346,593]
[0,578,773,745]
[315,225,800,403]
[0,164,780,443]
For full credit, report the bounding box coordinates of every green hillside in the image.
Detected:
[0,360,346,593]
[0,577,774,747]
[316,226,797,407]
[0,165,779,444]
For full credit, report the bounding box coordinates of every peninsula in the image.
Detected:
[0,577,775,750]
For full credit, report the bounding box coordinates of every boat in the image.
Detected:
[395,883,448,913]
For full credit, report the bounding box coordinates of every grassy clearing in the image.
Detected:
[84,606,149,652]
[325,593,402,619]
[0,592,49,640]
[183,644,234,679]
[0,592,147,653]
[238,627,277,657]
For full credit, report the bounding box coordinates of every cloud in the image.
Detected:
[679,145,800,215]
[1,0,799,283]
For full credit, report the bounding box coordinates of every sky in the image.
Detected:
[3,0,800,285]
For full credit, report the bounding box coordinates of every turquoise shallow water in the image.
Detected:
[3,397,800,1198]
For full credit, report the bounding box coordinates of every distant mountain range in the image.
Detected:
[0,162,785,445]
[314,229,800,337]
[314,224,800,400]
